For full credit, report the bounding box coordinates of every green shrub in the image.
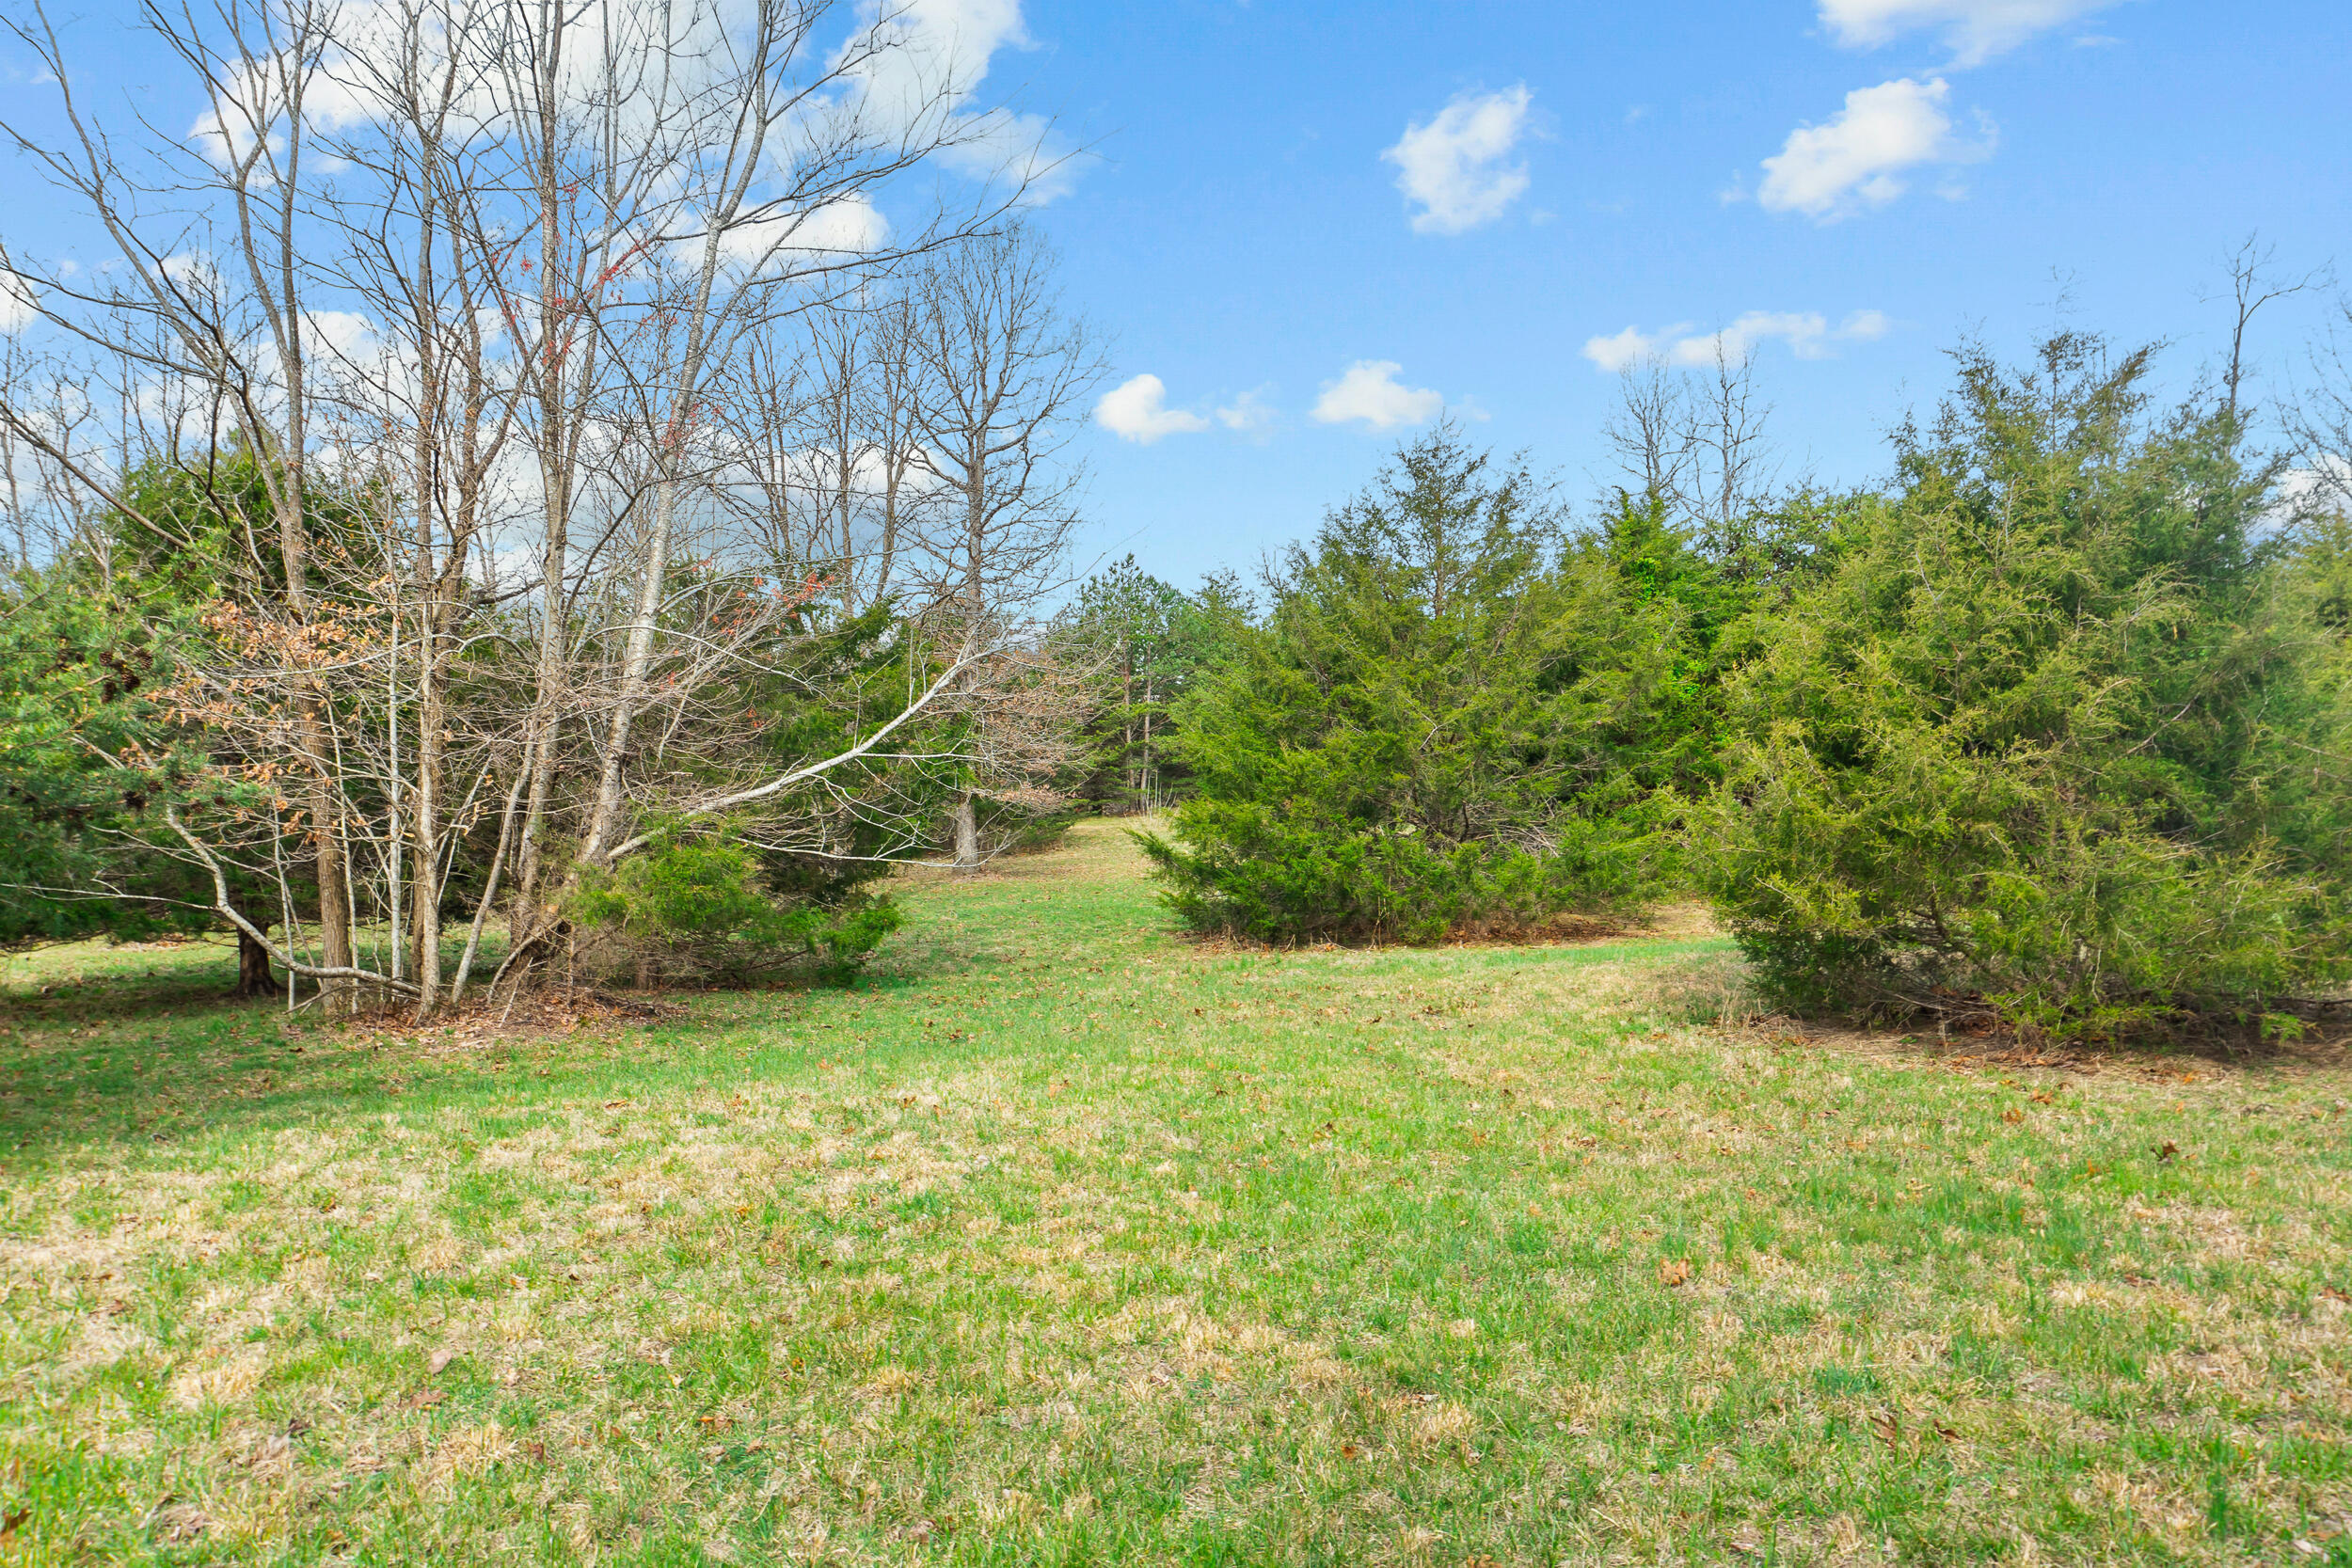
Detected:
[568,837,902,986]
[1140,426,1717,944]
[1695,337,2352,1037]
[0,567,228,944]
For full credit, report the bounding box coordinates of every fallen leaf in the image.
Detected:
[2156,1141,2180,1162]
[1869,1410,1899,1449]
[428,1349,458,1375]
[399,1388,445,1411]
[1340,1443,1362,1460]
[0,1509,25,1538]
[2002,1108,2025,1124]
[1658,1259,1692,1288]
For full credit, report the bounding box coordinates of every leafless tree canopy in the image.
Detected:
[0,0,1100,1017]
[1600,339,1780,549]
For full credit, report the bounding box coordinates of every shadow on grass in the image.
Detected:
[0,928,956,1168]
[0,938,709,1164]
[0,937,311,1158]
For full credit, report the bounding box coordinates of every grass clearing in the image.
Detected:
[4,820,2351,1564]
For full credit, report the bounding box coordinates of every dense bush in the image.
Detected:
[0,573,206,943]
[568,836,902,987]
[1696,338,2352,1037]
[1140,427,1725,942]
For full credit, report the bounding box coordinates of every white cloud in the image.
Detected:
[303,309,379,360]
[1837,308,1895,342]
[1819,0,2120,67]
[1758,77,1990,220]
[933,107,1086,206]
[1679,309,1893,364]
[1096,374,1209,444]
[0,273,39,335]
[1215,387,1277,436]
[1382,86,1534,235]
[2280,455,2352,520]
[838,0,1029,119]
[1581,325,1669,374]
[703,195,890,268]
[834,0,1082,204]
[157,252,221,295]
[1582,311,1891,372]
[1311,361,1443,430]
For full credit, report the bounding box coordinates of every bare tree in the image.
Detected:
[853,288,931,610]
[0,0,1092,1016]
[1601,357,1694,512]
[903,222,1104,869]
[2288,290,2352,523]
[2203,232,2330,438]
[1688,339,1778,554]
[1597,341,1776,555]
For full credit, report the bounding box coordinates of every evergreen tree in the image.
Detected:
[1698,338,2352,1037]
[1140,426,1706,942]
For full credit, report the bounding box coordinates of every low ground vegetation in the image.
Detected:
[4,824,2350,1564]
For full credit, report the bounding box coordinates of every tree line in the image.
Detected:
[1130,312,2352,1043]
[0,0,2342,1045]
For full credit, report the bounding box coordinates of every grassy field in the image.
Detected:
[3,821,2350,1565]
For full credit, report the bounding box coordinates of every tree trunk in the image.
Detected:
[579,471,678,869]
[953,793,980,873]
[235,921,279,998]
[409,633,445,1021]
[300,705,355,1008]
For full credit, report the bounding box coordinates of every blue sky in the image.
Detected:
[1,0,2342,594]
[998,0,2351,588]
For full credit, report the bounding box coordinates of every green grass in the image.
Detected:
[4,821,2351,1564]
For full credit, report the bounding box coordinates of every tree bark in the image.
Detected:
[235,920,278,998]
[953,792,979,872]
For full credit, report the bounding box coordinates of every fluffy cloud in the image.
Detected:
[1311,361,1443,429]
[183,0,1073,217]
[705,195,890,268]
[1096,374,1210,444]
[1581,325,1663,376]
[1819,0,2120,67]
[303,309,380,361]
[1382,86,1534,235]
[1581,310,1891,372]
[1215,387,1277,436]
[838,0,1083,204]
[0,272,40,335]
[1758,77,1990,219]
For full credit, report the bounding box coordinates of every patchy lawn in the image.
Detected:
[3,820,2350,1565]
